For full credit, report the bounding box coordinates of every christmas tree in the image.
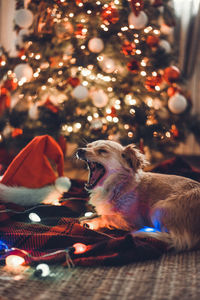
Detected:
[0,0,200,160]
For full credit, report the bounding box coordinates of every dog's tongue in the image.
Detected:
[86,162,105,189]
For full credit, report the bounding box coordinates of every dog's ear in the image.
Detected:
[121,144,148,171]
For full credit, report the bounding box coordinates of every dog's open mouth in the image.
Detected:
[85,161,105,190]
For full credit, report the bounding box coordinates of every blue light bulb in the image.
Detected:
[0,240,9,251]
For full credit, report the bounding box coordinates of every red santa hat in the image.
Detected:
[1,135,71,194]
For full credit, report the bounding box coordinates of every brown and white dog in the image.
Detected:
[77,140,200,251]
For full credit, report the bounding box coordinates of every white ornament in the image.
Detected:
[91,89,108,108]
[73,85,88,100]
[99,57,116,73]
[128,11,148,29]
[14,63,33,82]
[159,39,171,53]
[88,38,104,53]
[160,24,174,35]
[168,93,187,114]
[14,9,34,28]
[90,119,103,130]
[15,29,29,48]
[29,104,39,119]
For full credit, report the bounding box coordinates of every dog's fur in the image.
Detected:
[77,140,200,251]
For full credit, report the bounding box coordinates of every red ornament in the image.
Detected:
[122,40,136,56]
[18,48,26,59]
[146,35,159,47]
[3,79,18,91]
[12,128,23,138]
[75,0,83,5]
[101,4,119,25]
[75,24,86,37]
[145,75,162,91]
[170,124,179,138]
[130,0,144,16]
[167,86,180,97]
[68,77,80,87]
[163,66,180,84]
[127,59,140,73]
[44,98,59,113]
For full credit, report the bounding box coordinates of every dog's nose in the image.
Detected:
[76,148,86,159]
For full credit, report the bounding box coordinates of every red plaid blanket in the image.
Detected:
[0,158,200,267]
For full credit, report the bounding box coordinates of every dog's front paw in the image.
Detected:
[80,218,101,230]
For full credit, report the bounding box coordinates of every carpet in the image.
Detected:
[0,250,200,300]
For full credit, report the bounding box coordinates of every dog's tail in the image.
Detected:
[0,177,71,206]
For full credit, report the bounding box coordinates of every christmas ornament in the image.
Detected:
[12,128,23,138]
[122,40,136,56]
[88,38,104,53]
[127,59,140,73]
[28,103,39,119]
[145,75,162,91]
[68,77,80,87]
[14,63,33,82]
[163,66,180,84]
[168,93,187,114]
[128,11,148,29]
[146,35,159,47]
[64,44,74,56]
[129,0,144,16]
[101,4,119,25]
[44,98,59,113]
[55,21,73,40]
[75,24,86,38]
[3,79,18,91]
[90,119,103,130]
[73,85,89,100]
[91,89,108,108]
[167,86,180,97]
[170,124,179,138]
[14,9,34,28]
[99,57,116,74]
[160,24,174,35]
[15,29,29,48]
[159,39,171,53]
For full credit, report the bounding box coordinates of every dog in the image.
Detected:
[76,139,200,251]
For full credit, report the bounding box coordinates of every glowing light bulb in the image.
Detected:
[84,212,94,217]
[29,213,41,223]
[134,227,158,233]
[73,243,87,254]
[6,255,25,268]
[35,264,50,277]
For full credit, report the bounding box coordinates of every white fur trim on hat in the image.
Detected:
[0,176,71,206]
[55,177,71,193]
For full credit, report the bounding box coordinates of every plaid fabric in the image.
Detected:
[0,157,199,267]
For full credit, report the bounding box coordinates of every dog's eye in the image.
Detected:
[97,148,108,154]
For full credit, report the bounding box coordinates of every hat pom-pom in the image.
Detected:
[55,177,71,193]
